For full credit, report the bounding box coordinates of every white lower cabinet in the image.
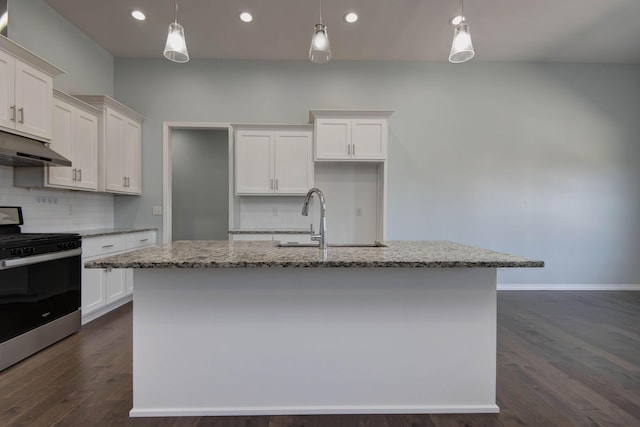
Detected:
[230,233,312,244]
[81,230,156,324]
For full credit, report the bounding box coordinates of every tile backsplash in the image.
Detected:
[0,166,114,232]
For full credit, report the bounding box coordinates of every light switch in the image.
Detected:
[152,206,162,216]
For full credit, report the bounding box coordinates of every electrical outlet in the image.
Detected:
[152,206,162,216]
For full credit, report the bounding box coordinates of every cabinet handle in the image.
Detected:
[347,144,351,156]
[126,177,130,187]
[139,239,149,242]
[123,177,127,187]
[9,105,15,122]
[270,179,274,190]
[72,168,76,181]
[353,144,356,156]
[18,107,24,124]
[78,169,82,182]
[102,244,114,249]
[276,179,279,190]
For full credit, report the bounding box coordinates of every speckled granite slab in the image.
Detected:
[73,228,157,238]
[85,240,544,269]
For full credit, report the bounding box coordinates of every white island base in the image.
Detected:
[129,267,499,417]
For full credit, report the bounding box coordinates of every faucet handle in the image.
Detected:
[309,224,320,241]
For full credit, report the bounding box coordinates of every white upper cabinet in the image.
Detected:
[235,125,314,195]
[235,129,274,194]
[46,91,99,190]
[310,110,393,161]
[75,95,144,195]
[274,131,314,194]
[0,37,63,141]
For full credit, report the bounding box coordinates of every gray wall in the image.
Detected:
[8,0,113,95]
[114,59,640,285]
[171,129,229,241]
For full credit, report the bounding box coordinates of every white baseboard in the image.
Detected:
[130,404,500,417]
[81,295,133,325]
[498,283,640,291]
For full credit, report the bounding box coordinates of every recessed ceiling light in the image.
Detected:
[449,15,465,25]
[239,12,253,23]
[344,12,358,23]
[129,9,146,21]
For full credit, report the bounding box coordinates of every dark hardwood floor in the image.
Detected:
[1,291,639,426]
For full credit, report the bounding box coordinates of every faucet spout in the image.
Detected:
[302,188,328,250]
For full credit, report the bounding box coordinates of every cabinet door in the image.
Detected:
[105,268,127,304]
[235,130,274,194]
[14,59,53,140]
[105,108,125,192]
[125,269,134,295]
[315,118,350,160]
[274,131,313,194]
[351,119,387,160]
[81,266,106,315]
[73,109,98,190]
[123,119,142,194]
[48,99,75,187]
[0,50,15,131]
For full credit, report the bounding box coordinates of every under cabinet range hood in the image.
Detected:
[0,131,71,167]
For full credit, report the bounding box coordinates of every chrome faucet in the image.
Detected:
[302,188,328,250]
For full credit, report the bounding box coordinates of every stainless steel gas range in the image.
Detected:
[0,206,82,371]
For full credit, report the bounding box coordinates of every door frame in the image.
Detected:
[162,122,232,243]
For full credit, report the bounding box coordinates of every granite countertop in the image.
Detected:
[228,229,309,235]
[72,227,158,238]
[85,240,544,269]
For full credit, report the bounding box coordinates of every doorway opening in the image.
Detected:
[162,122,232,243]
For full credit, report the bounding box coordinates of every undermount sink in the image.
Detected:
[277,242,387,248]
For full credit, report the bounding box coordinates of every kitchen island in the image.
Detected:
[86,240,543,417]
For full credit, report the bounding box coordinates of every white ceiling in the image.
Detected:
[43,0,640,63]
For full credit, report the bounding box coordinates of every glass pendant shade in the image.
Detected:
[164,22,189,63]
[449,22,474,63]
[309,23,331,63]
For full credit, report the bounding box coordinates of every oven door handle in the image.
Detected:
[0,248,82,270]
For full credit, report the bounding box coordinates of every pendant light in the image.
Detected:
[448,0,475,63]
[163,0,189,63]
[309,0,331,63]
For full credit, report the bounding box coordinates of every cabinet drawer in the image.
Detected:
[83,235,126,257]
[126,231,157,250]
[230,234,273,241]
[272,234,312,244]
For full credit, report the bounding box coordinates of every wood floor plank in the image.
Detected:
[1,291,639,426]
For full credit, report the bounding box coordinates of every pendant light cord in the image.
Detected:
[319,0,324,25]
[174,0,179,24]
[460,0,464,18]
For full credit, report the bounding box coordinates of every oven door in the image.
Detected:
[0,248,81,343]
